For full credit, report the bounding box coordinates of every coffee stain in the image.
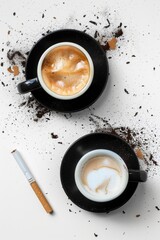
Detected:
[7,65,20,76]
[135,148,144,160]
[107,38,117,50]
[100,26,123,51]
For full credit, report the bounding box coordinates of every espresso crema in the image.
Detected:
[81,155,122,196]
[41,45,90,96]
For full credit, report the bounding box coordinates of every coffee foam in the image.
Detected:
[81,156,122,196]
[41,45,90,96]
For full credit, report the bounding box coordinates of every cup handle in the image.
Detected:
[17,78,41,94]
[129,169,147,182]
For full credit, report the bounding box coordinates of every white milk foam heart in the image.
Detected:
[75,150,129,202]
[80,155,124,198]
[86,167,121,195]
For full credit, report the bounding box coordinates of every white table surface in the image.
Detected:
[0,0,160,239]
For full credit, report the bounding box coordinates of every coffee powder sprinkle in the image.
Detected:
[124,88,129,94]
[89,114,158,172]
[89,20,97,25]
[155,206,160,211]
[7,50,26,66]
[114,28,123,38]
[19,95,51,120]
[51,133,58,139]
[100,24,124,52]
[94,233,98,237]
[103,19,110,28]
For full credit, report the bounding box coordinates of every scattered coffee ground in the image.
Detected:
[51,133,58,139]
[94,233,98,237]
[6,21,126,120]
[36,109,50,118]
[19,101,26,107]
[124,88,129,94]
[101,42,110,51]
[19,95,51,120]
[149,154,158,166]
[155,206,160,211]
[117,22,122,28]
[114,28,123,38]
[104,19,110,28]
[89,20,97,25]
[122,211,126,214]
[89,114,158,171]
[94,30,99,38]
[136,214,141,218]
[1,82,5,87]
[7,50,26,66]
[100,24,124,51]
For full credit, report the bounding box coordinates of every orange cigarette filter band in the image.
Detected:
[11,149,53,214]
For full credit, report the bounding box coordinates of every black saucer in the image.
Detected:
[60,133,139,213]
[25,29,109,112]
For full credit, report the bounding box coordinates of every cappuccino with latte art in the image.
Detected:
[37,42,94,100]
[42,45,90,96]
[75,149,129,202]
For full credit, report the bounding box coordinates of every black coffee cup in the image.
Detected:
[18,42,94,100]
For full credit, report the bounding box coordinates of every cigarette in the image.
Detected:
[11,149,53,214]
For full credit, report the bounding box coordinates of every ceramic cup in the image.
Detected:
[75,149,147,202]
[17,42,94,100]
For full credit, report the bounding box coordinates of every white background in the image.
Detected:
[0,0,160,239]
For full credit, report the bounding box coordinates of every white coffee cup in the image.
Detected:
[75,149,129,202]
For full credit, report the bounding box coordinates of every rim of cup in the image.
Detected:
[74,149,129,202]
[37,42,94,100]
